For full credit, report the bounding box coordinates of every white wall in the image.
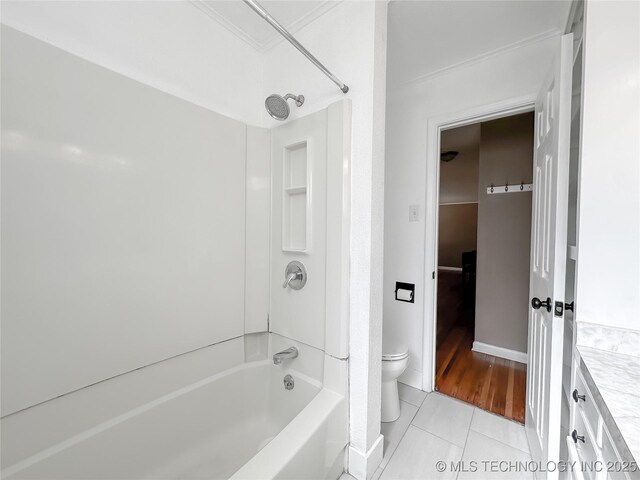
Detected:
[270,109,329,351]
[1,26,247,415]
[383,36,558,389]
[0,0,264,126]
[262,2,389,477]
[267,101,351,359]
[575,0,640,332]
[245,127,270,334]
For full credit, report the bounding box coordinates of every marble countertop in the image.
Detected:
[577,345,640,463]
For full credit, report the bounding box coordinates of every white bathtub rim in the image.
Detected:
[229,388,346,480]
[2,335,248,469]
[3,360,301,479]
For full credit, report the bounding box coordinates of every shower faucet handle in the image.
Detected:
[283,272,299,288]
[282,261,307,290]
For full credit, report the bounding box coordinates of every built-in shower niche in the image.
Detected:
[282,141,309,252]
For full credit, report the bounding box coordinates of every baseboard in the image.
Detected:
[438,266,463,272]
[348,434,383,480]
[472,341,527,364]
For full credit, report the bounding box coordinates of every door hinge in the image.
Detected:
[432,271,435,280]
[554,301,564,317]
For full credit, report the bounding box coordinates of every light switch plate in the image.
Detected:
[409,205,419,222]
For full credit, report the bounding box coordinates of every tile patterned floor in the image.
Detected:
[340,384,533,480]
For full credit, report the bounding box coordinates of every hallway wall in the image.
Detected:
[475,113,534,355]
[438,204,478,269]
[438,124,480,269]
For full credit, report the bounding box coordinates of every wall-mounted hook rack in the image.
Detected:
[487,183,533,195]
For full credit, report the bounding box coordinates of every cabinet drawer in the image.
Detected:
[574,368,602,444]
[572,408,600,480]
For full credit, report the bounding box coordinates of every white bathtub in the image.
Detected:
[1,335,348,480]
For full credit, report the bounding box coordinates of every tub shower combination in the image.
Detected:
[1,1,352,477]
[1,335,348,480]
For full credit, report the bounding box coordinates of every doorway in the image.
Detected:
[434,112,534,424]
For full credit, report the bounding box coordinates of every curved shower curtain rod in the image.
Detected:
[242,0,350,94]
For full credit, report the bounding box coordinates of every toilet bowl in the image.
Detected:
[381,344,409,423]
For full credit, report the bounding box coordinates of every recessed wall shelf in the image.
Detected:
[282,141,309,252]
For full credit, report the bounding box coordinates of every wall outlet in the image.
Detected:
[409,205,419,222]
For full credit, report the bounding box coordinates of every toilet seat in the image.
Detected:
[382,350,409,361]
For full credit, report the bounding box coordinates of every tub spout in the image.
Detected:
[273,346,298,365]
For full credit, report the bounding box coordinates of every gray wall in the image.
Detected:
[439,124,480,204]
[475,113,533,354]
[438,124,480,269]
[438,204,478,268]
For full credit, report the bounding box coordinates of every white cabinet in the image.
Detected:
[568,359,638,480]
[573,369,602,446]
[570,405,599,480]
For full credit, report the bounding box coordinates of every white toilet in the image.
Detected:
[381,338,409,423]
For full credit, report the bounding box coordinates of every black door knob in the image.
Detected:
[531,297,552,312]
[571,429,585,444]
[572,389,586,403]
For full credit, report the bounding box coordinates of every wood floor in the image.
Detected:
[435,271,527,424]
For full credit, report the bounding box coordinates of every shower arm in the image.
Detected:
[283,93,304,106]
[242,0,349,94]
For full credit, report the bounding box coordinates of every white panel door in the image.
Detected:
[270,109,327,350]
[526,34,573,478]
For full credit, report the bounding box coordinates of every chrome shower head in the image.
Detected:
[265,93,304,121]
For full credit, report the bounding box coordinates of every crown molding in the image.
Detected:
[260,0,342,52]
[190,0,263,50]
[392,28,562,89]
[190,0,342,53]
